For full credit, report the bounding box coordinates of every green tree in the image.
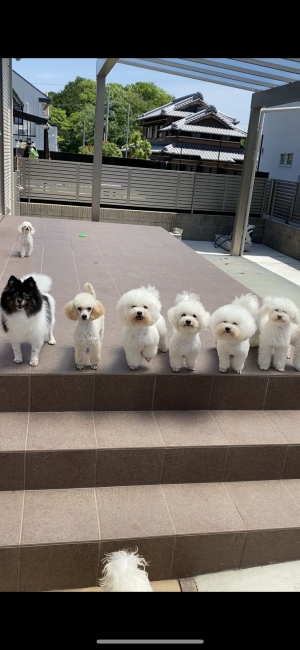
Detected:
[102,141,122,157]
[126,131,152,160]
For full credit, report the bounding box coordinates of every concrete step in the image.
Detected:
[1,410,299,491]
[2,479,300,591]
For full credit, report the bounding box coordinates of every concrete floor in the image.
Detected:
[194,559,300,592]
[184,241,300,307]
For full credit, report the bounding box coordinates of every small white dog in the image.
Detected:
[290,324,300,370]
[167,291,210,372]
[18,221,35,258]
[257,295,300,372]
[64,283,105,370]
[116,285,167,370]
[99,549,153,592]
[210,294,257,374]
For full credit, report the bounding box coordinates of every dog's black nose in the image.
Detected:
[137,311,142,316]
[225,327,231,332]
[82,314,87,320]
[16,298,23,304]
[277,315,282,319]
[186,320,191,325]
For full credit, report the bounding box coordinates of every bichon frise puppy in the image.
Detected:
[64,283,105,370]
[18,221,35,258]
[210,297,256,374]
[232,293,260,348]
[116,285,167,370]
[98,549,153,592]
[167,291,210,372]
[290,324,300,370]
[257,295,300,372]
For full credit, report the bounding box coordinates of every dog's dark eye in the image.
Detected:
[78,307,82,311]
[182,314,186,317]
[193,315,197,319]
[223,321,227,323]
[233,323,238,326]
[143,306,148,309]
[87,308,92,311]
[132,306,136,308]
[275,309,279,312]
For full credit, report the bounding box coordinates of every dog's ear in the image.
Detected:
[90,300,105,320]
[64,301,78,320]
[18,224,25,234]
[290,305,300,324]
[7,275,18,285]
[167,306,176,327]
[259,303,270,317]
[201,310,211,329]
[30,226,35,235]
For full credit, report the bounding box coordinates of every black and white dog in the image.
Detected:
[1,274,56,366]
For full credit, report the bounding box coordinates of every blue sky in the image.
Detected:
[12,58,300,131]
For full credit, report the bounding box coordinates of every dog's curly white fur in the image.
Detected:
[98,549,153,592]
[116,285,167,370]
[18,221,35,258]
[258,295,300,372]
[64,283,105,370]
[167,291,210,372]
[232,293,260,348]
[210,296,256,374]
[290,324,300,370]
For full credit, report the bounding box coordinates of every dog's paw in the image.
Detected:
[48,339,56,345]
[258,364,270,371]
[235,369,242,374]
[187,366,195,371]
[76,364,83,370]
[274,366,285,372]
[91,365,98,370]
[14,358,23,364]
[144,357,151,363]
[159,348,167,353]
[219,367,227,373]
[172,368,180,372]
[29,360,38,367]
[129,365,138,370]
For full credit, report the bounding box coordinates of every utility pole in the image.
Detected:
[125,103,130,158]
[105,85,110,142]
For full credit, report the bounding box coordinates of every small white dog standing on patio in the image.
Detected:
[167,291,210,372]
[116,285,167,370]
[18,221,35,258]
[64,283,105,370]
[257,295,300,372]
[210,294,257,374]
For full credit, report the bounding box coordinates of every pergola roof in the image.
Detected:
[118,58,300,93]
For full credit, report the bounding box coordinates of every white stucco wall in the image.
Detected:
[12,70,57,152]
[259,101,300,182]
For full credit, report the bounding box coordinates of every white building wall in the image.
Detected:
[2,58,13,215]
[12,70,57,152]
[259,101,300,182]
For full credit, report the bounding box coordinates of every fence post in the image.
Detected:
[289,182,298,223]
[221,175,229,212]
[127,167,132,206]
[28,160,30,203]
[260,178,268,216]
[76,163,80,202]
[191,172,197,215]
[270,180,277,220]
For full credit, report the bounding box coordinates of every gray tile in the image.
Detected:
[19,543,99,592]
[241,529,300,569]
[0,547,19,592]
[154,410,226,447]
[223,446,287,482]
[0,377,29,412]
[264,377,300,409]
[95,449,164,487]
[282,447,300,479]
[171,533,246,578]
[94,375,155,411]
[161,447,227,484]
[0,452,25,491]
[0,491,23,546]
[0,413,28,450]
[94,411,164,449]
[210,376,268,410]
[25,450,97,490]
[27,412,96,450]
[30,375,94,411]
[153,376,213,410]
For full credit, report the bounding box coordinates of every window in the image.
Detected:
[147,126,153,139]
[153,125,158,139]
[280,153,294,167]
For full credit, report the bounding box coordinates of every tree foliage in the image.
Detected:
[49,77,174,154]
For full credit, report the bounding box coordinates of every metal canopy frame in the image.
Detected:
[92,59,300,250]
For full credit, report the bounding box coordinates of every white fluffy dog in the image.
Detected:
[167,291,210,372]
[257,295,300,372]
[116,285,167,370]
[210,294,257,374]
[290,324,300,370]
[64,283,105,370]
[99,549,153,592]
[18,221,35,258]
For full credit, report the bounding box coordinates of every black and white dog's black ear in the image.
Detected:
[24,276,37,288]
[7,275,18,286]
